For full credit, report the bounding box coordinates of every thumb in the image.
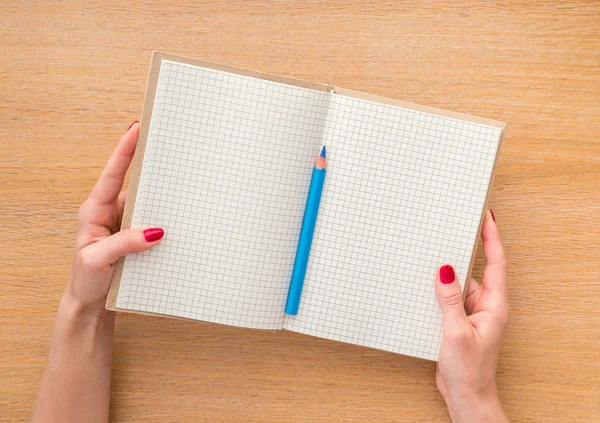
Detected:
[83,227,164,269]
[435,265,469,332]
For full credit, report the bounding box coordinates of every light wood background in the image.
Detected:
[1,1,599,422]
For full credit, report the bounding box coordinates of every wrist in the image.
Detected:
[46,292,116,374]
[57,292,115,329]
[445,387,507,423]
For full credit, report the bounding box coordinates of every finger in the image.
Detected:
[435,265,470,333]
[464,278,481,315]
[481,210,508,300]
[82,227,164,269]
[482,209,506,265]
[90,121,139,205]
[118,189,128,213]
[115,189,129,229]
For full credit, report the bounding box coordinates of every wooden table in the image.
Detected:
[1,2,599,422]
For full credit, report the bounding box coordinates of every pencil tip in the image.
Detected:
[320,146,326,158]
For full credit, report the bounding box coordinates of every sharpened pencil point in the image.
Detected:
[320,146,326,158]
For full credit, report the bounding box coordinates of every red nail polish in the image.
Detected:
[127,120,139,131]
[440,265,456,284]
[143,228,164,242]
[490,209,496,222]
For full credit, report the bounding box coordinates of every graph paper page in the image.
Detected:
[117,60,330,329]
[285,94,502,360]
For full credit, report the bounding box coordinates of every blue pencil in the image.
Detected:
[285,146,327,316]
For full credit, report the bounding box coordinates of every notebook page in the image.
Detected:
[285,94,502,360]
[117,60,330,329]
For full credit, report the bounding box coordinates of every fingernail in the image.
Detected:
[490,209,496,222]
[143,227,164,242]
[127,120,139,131]
[440,265,456,284]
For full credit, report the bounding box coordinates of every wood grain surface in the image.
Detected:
[1,1,599,422]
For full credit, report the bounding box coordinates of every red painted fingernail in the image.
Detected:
[127,120,139,131]
[490,209,496,222]
[143,227,164,242]
[440,265,456,284]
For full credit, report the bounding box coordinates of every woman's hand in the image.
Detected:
[33,121,165,423]
[65,121,164,316]
[435,210,510,423]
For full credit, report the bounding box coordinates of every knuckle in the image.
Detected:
[77,200,91,223]
[449,327,473,346]
[442,289,464,308]
[78,248,101,271]
[491,258,508,271]
[114,232,137,255]
[117,235,134,253]
[495,305,511,327]
[499,259,508,271]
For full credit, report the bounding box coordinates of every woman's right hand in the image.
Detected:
[65,121,164,318]
[435,210,510,423]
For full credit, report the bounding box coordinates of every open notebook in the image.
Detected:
[107,52,505,361]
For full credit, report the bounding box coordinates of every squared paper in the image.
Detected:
[117,60,329,329]
[284,95,502,360]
